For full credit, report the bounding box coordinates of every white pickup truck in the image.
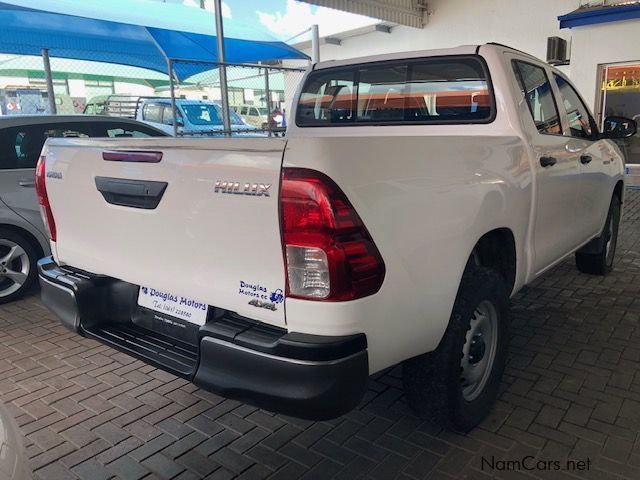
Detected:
[37,44,636,430]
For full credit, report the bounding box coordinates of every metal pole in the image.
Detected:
[264,67,272,137]
[41,48,57,114]
[214,0,231,135]
[167,59,178,137]
[311,24,320,65]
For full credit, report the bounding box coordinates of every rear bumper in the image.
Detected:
[38,257,368,420]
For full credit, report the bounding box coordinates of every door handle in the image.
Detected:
[580,154,592,165]
[540,156,557,168]
[18,180,35,188]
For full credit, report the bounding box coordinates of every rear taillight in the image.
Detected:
[280,168,385,301]
[35,155,56,242]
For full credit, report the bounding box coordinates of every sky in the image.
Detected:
[156,0,376,42]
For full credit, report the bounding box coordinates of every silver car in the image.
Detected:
[0,115,166,303]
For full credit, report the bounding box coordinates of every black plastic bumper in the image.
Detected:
[38,256,368,420]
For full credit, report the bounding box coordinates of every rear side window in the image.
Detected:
[143,103,163,123]
[296,56,494,126]
[512,61,561,135]
[97,123,166,138]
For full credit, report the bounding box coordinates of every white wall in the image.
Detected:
[569,20,640,110]
[114,82,154,96]
[67,79,86,98]
[306,0,578,64]
[0,75,30,89]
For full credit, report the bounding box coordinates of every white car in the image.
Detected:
[36,44,634,430]
[234,105,270,128]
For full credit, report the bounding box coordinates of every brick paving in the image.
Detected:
[2,191,640,479]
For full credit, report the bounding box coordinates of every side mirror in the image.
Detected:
[603,116,637,139]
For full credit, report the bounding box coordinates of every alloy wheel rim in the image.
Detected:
[0,240,29,297]
[460,300,499,402]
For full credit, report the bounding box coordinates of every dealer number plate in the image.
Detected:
[137,286,208,326]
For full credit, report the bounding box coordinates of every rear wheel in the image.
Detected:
[575,194,621,275]
[0,229,38,304]
[403,266,510,431]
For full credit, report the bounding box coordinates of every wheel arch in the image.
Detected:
[613,180,624,203]
[0,223,46,260]
[470,227,517,295]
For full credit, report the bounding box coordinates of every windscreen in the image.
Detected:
[182,104,246,126]
[296,56,494,126]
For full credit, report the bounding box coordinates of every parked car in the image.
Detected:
[37,44,635,430]
[233,104,278,129]
[136,99,257,136]
[83,94,138,117]
[0,402,31,480]
[0,115,167,303]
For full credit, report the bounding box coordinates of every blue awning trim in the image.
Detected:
[559,3,640,29]
[0,0,308,80]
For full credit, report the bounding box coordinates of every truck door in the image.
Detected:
[551,73,612,242]
[511,59,582,274]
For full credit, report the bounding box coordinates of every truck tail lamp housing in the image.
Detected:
[280,168,385,301]
[35,155,57,242]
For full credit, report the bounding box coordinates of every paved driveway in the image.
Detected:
[1,191,640,480]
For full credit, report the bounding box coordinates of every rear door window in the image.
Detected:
[0,126,46,169]
[512,61,562,135]
[296,56,494,126]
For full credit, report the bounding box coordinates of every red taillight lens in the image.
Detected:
[35,155,56,242]
[280,168,385,301]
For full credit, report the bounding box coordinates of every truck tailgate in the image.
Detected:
[43,137,287,327]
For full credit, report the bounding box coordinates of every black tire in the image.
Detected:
[403,266,510,431]
[0,228,39,304]
[575,194,621,276]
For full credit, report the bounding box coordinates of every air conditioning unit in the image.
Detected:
[547,37,569,66]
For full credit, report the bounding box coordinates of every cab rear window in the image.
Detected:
[296,56,494,127]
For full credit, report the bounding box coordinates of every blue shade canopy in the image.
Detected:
[0,0,308,80]
[558,3,640,29]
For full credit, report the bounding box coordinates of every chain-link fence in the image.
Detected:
[0,52,307,137]
[166,59,306,137]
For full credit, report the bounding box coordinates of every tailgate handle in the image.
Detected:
[103,151,163,163]
[95,176,167,210]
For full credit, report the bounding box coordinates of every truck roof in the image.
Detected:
[312,43,536,70]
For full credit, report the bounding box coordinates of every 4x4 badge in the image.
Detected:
[248,299,277,311]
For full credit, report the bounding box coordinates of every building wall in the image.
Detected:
[569,19,640,111]
[307,0,578,66]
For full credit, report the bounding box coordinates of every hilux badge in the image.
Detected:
[214,181,270,196]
